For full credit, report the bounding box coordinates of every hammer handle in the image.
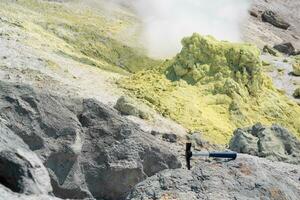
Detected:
[209,152,237,159]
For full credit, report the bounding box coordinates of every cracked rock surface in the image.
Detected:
[127,154,300,200]
[0,81,181,200]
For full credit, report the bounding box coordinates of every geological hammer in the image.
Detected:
[185,143,237,170]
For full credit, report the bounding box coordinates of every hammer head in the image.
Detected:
[185,143,193,170]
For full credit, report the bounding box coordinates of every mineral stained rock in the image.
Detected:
[262,10,290,30]
[168,33,263,94]
[229,123,300,164]
[0,81,181,200]
[127,154,300,200]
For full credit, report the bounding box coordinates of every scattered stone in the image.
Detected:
[262,60,271,66]
[249,10,258,18]
[162,133,177,143]
[186,132,211,149]
[263,45,279,56]
[262,10,290,30]
[273,42,296,55]
[127,154,300,200]
[293,51,300,56]
[150,130,161,136]
[293,62,300,76]
[115,96,152,120]
[293,88,300,98]
[229,123,300,164]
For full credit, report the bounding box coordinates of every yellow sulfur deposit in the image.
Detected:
[119,34,300,144]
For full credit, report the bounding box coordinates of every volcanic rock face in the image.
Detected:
[229,123,300,164]
[127,154,300,200]
[0,81,181,200]
[0,119,57,199]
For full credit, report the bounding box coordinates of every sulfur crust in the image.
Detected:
[0,0,160,74]
[119,34,300,144]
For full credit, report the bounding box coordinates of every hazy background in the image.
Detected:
[110,0,251,58]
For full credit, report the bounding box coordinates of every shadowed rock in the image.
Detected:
[0,121,57,199]
[262,10,290,30]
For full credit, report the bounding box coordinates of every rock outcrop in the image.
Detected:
[229,123,300,164]
[0,81,181,200]
[262,10,290,30]
[127,154,300,200]
[0,119,58,199]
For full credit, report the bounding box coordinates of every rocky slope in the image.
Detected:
[0,0,300,200]
[244,0,300,50]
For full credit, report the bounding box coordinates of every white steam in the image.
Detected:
[112,0,251,58]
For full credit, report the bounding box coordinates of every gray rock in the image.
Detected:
[294,88,300,98]
[262,10,290,30]
[0,184,61,200]
[273,42,296,55]
[114,96,152,119]
[0,81,181,200]
[79,99,181,199]
[162,133,177,143]
[0,122,53,196]
[0,119,59,199]
[229,123,300,164]
[127,154,300,200]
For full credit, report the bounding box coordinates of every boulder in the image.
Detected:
[273,42,296,55]
[293,88,300,98]
[262,10,290,30]
[229,123,300,164]
[0,120,59,199]
[78,99,181,199]
[0,81,181,200]
[127,154,300,200]
[114,96,152,119]
[162,133,177,143]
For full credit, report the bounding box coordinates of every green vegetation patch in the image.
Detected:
[119,34,300,144]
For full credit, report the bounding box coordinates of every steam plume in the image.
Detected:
[111,0,251,58]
